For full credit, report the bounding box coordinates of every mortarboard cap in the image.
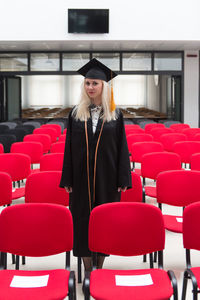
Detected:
[77,58,118,82]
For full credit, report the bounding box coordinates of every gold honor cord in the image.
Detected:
[85,119,105,212]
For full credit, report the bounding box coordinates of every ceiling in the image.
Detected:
[0,40,199,51]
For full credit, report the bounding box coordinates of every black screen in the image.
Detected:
[68,9,109,34]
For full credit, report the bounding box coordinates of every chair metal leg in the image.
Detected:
[77,256,82,283]
[84,271,91,300]
[143,254,147,262]
[68,271,76,300]
[181,274,188,300]
[154,251,157,263]
[12,254,15,264]
[22,256,26,265]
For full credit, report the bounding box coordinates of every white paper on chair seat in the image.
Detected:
[12,188,16,192]
[176,217,183,223]
[10,275,49,288]
[115,274,153,286]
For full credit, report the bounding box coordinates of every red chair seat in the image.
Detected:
[90,268,173,300]
[12,187,25,200]
[144,186,157,198]
[163,215,183,233]
[0,269,70,300]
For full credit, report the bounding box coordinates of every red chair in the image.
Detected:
[41,124,61,137]
[84,202,177,300]
[0,172,12,206]
[141,152,182,202]
[182,202,200,299]
[25,171,69,206]
[63,128,67,134]
[33,128,57,143]
[58,134,66,142]
[40,153,64,171]
[150,127,173,142]
[157,170,200,233]
[160,133,187,152]
[120,172,142,202]
[131,142,164,176]
[125,128,145,136]
[125,124,140,130]
[182,128,200,141]
[50,142,65,153]
[0,153,31,201]
[0,143,4,153]
[126,134,153,154]
[0,203,76,300]
[173,141,200,165]
[144,123,165,133]
[170,123,190,133]
[11,142,43,173]
[24,134,51,153]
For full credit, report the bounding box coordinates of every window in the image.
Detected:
[62,53,90,71]
[0,53,28,71]
[92,53,120,71]
[30,53,60,71]
[154,53,182,71]
[122,53,152,71]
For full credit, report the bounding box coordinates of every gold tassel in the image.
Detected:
[110,83,116,112]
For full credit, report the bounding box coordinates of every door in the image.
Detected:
[6,77,22,121]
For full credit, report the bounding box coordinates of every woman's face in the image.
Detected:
[84,78,103,102]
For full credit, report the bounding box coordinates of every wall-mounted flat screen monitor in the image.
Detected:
[68,9,109,34]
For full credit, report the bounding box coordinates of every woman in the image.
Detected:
[60,58,132,271]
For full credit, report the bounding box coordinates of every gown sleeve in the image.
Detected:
[117,109,132,189]
[59,109,73,188]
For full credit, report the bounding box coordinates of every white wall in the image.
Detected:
[0,0,199,40]
[184,51,199,127]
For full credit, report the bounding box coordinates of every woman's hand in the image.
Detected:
[65,187,73,193]
[118,187,127,192]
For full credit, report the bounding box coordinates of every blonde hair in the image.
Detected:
[72,80,116,122]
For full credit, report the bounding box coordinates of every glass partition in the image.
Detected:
[92,52,120,71]
[0,53,28,71]
[62,53,90,70]
[122,53,152,71]
[30,53,60,71]
[154,53,182,71]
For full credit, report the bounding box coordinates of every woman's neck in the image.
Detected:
[91,97,102,106]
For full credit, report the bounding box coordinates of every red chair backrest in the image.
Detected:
[24,134,51,153]
[125,124,140,129]
[33,127,57,143]
[0,203,73,256]
[126,134,153,152]
[157,170,200,206]
[144,123,165,133]
[0,172,12,206]
[131,141,164,163]
[141,152,182,180]
[50,142,65,153]
[160,133,187,152]
[11,141,43,164]
[182,128,200,141]
[58,134,66,142]
[41,124,61,137]
[89,202,165,256]
[25,171,69,206]
[173,141,200,163]
[120,172,143,202]
[183,202,200,250]
[0,143,4,153]
[63,128,67,134]
[40,153,64,171]
[170,123,190,132]
[0,153,31,181]
[150,127,173,142]
[125,128,145,135]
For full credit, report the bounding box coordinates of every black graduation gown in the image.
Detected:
[60,107,132,257]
